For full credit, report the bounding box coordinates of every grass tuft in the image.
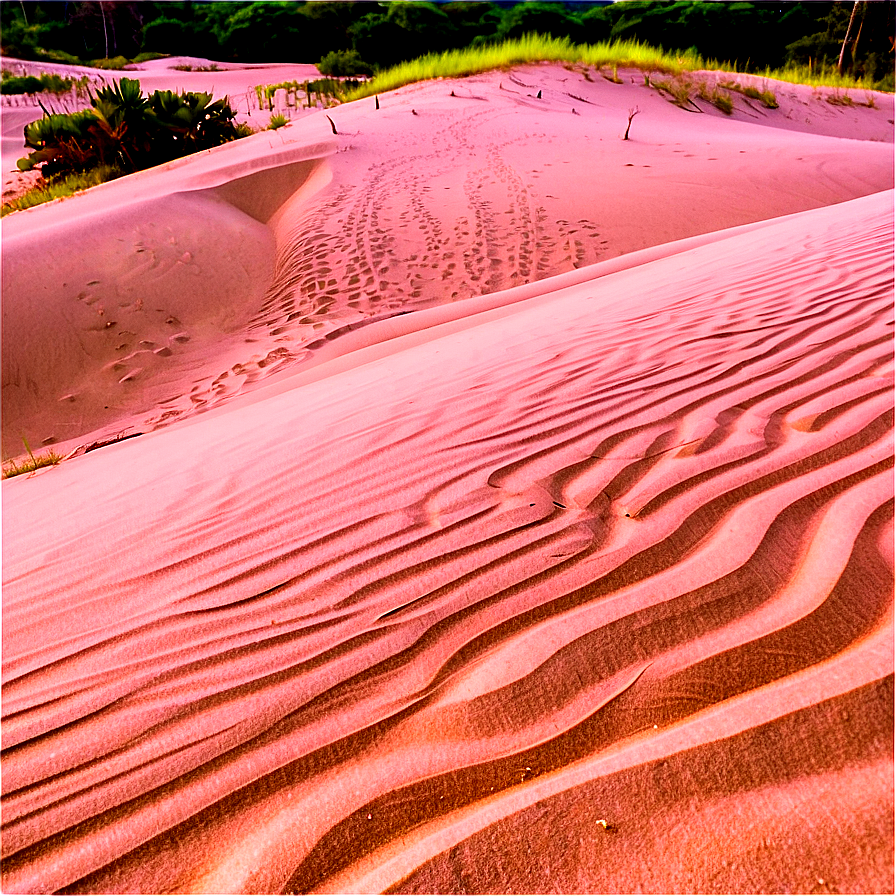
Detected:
[1,166,123,217]
[826,89,855,106]
[651,75,694,108]
[3,440,62,479]
[720,80,778,108]
[697,81,734,114]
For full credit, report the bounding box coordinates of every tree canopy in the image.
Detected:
[1,1,892,89]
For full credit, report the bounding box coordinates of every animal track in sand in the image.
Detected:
[155,108,607,437]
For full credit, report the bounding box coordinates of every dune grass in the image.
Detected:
[344,35,887,104]
[344,36,704,102]
[0,71,90,95]
[2,440,62,479]
[756,63,880,91]
[719,80,778,109]
[1,166,122,217]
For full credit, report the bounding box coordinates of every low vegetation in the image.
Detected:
[1,2,891,90]
[4,78,243,217]
[697,81,735,114]
[344,33,882,107]
[18,78,241,178]
[173,64,220,72]
[267,113,287,130]
[1,70,90,95]
[345,35,705,102]
[2,441,62,479]
[1,166,122,218]
[255,78,361,112]
[318,49,373,78]
[720,80,779,109]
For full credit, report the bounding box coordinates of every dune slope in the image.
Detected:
[2,65,893,460]
[3,178,893,892]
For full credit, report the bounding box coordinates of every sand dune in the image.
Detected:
[2,62,894,894]
[2,65,892,460]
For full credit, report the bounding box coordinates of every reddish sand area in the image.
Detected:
[1,59,894,894]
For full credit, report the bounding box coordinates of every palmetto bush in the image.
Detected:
[145,89,239,160]
[18,77,241,181]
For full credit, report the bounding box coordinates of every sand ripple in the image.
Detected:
[2,187,892,893]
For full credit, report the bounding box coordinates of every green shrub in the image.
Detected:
[132,51,168,64]
[1,74,44,94]
[318,49,373,77]
[268,113,288,130]
[88,55,130,70]
[41,49,83,66]
[1,71,89,95]
[16,78,242,184]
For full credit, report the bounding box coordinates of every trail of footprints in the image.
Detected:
[144,105,611,433]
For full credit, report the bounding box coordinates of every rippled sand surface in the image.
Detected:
[2,63,893,894]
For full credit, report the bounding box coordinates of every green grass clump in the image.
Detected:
[0,71,89,95]
[651,75,695,108]
[720,80,778,109]
[132,52,168,64]
[1,166,123,217]
[87,55,130,70]
[756,62,877,91]
[342,35,885,105]
[697,81,734,114]
[268,113,287,130]
[344,35,703,102]
[2,441,62,479]
[826,89,855,106]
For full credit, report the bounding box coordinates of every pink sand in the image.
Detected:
[2,61,894,894]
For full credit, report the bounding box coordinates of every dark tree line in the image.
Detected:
[1,2,893,87]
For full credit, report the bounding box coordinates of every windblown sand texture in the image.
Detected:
[2,62,894,894]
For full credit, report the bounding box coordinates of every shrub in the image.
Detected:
[16,78,242,183]
[268,113,288,130]
[88,55,130,70]
[1,71,90,96]
[318,49,373,77]
[132,51,168,64]
[1,74,44,94]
